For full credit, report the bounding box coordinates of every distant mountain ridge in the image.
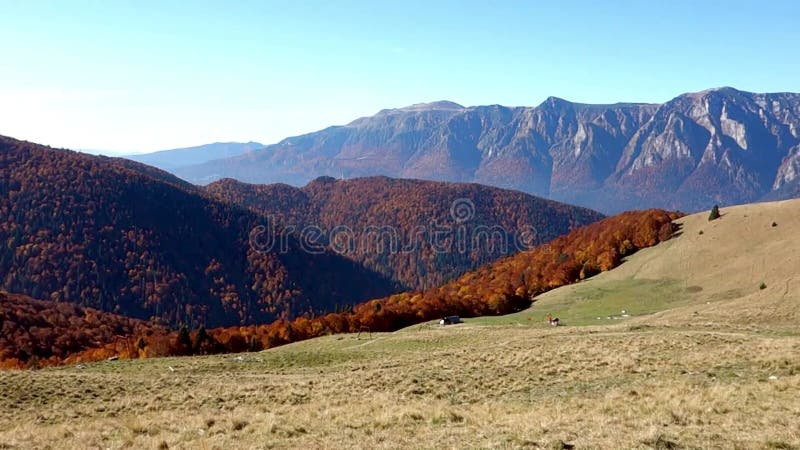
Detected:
[173,88,800,213]
[126,141,262,170]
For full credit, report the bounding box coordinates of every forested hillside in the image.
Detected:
[206,176,603,290]
[0,291,167,369]
[0,136,395,327]
[200,209,681,351]
[0,209,679,367]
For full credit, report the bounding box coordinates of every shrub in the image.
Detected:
[760,282,767,290]
[176,325,192,352]
[708,205,721,221]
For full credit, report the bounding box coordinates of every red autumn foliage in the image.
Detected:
[0,291,169,369]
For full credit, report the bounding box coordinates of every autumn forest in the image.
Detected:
[1,135,680,368]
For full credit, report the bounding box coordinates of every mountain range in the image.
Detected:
[167,88,800,213]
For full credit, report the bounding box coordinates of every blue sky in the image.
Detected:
[1,0,798,153]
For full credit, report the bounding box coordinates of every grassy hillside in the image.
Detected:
[2,199,799,448]
[474,197,800,329]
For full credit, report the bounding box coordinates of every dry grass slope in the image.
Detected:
[1,199,799,449]
[490,196,800,330]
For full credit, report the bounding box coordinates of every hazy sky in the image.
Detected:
[1,0,798,154]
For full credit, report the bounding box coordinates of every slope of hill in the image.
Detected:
[491,197,800,329]
[126,141,263,171]
[175,88,800,213]
[205,176,604,290]
[4,200,799,449]
[0,136,394,328]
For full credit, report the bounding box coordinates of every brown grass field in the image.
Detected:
[1,199,799,449]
